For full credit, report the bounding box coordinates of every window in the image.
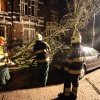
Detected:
[46,22,58,27]
[20,0,42,17]
[85,50,91,57]
[31,0,38,16]
[51,11,58,22]
[23,27,35,44]
[22,20,35,44]
[46,22,58,35]
[90,48,98,56]
[0,0,6,11]
[23,24,29,28]
[20,0,28,15]
[83,47,91,56]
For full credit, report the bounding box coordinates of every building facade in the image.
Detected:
[0,0,67,46]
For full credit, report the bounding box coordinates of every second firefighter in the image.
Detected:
[33,33,51,87]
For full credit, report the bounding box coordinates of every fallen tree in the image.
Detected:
[10,0,100,67]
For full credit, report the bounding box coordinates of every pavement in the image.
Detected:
[0,68,100,100]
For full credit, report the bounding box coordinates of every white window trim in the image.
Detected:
[20,0,28,15]
[23,28,35,40]
[31,0,38,16]
[22,19,36,43]
[51,10,58,22]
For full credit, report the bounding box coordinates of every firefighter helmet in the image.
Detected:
[0,36,5,40]
[35,33,42,41]
[71,34,82,43]
[0,36,5,45]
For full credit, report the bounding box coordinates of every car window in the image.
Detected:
[83,47,91,56]
[90,48,98,56]
[85,50,91,56]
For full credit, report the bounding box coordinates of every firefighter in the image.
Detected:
[0,36,11,86]
[33,33,51,86]
[59,33,85,100]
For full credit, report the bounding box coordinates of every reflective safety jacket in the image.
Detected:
[0,45,8,66]
[64,43,85,75]
[33,40,50,63]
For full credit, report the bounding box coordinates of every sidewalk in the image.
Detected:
[0,68,100,100]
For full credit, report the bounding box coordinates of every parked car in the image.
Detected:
[52,47,100,78]
[80,47,100,78]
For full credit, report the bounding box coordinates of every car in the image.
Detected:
[80,47,100,78]
[52,47,100,78]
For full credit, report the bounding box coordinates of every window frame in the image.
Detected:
[31,0,38,16]
[20,0,28,15]
[51,10,58,22]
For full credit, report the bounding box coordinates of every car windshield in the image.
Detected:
[83,47,99,56]
[83,47,91,56]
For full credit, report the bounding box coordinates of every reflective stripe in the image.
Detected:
[4,53,8,57]
[66,57,84,64]
[65,92,70,96]
[72,91,77,96]
[72,86,78,91]
[64,88,70,96]
[73,57,84,62]
[0,62,6,66]
[35,49,47,54]
[66,58,72,64]
[65,88,70,92]
[37,57,49,63]
[68,69,81,74]
[64,66,69,71]
[0,55,5,59]
[72,86,78,96]
[54,65,61,69]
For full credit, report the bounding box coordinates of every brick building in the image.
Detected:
[0,0,67,46]
[0,0,99,51]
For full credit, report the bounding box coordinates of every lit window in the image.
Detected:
[0,0,6,11]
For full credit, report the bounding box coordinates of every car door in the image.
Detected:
[89,48,100,69]
[84,47,94,70]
